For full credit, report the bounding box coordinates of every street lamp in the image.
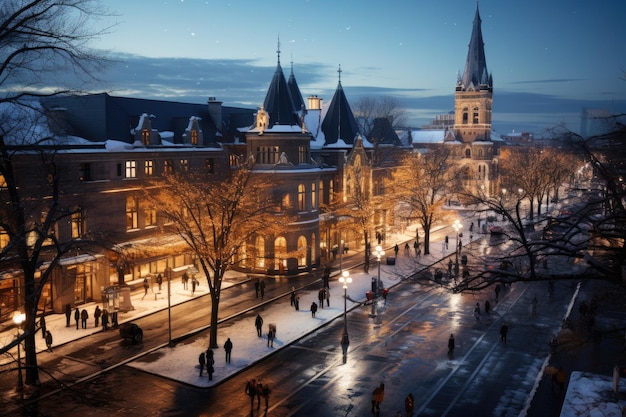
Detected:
[12,311,25,397]
[371,245,384,317]
[452,220,463,277]
[339,239,344,273]
[338,270,352,361]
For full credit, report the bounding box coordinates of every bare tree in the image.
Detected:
[0,0,111,389]
[144,166,288,348]
[392,147,460,255]
[353,96,407,138]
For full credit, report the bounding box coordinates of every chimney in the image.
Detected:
[307,95,322,110]
[207,97,223,132]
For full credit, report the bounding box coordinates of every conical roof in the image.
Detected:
[262,48,299,127]
[288,63,306,113]
[321,75,359,146]
[460,5,491,91]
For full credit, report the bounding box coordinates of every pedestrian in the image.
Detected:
[294,295,300,311]
[191,277,197,295]
[40,314,47,339]
[310,301,318,318]
[413,240,418,256]
[495,284,501,301]
[290,287,296,306]
[255,278,260,298]
[405,393,415,417]
[325,287,330,307]
[80,308,88,329]
[394,244,399,257]
[206,356,214,380]
[470,222,474,232]
[224,337,233,363]
[102,309,109,331]
[475,302,481,315]
[65,303,71,327]
[260,280,266,299]
[112,311,118,328]
[267,325,275,347]
[485,300,491,315]
[371,382,385,412]
[156,273,163,291]
[245,379,257,410]
[448,333,455,352]
[255,314,263,337]
[445,235,449,249]
[206,348,214,367]
[74,307,80,329]
[458,239,463,251]
[322,267,330,288]
[142,277,149,300]
[448,259,453,276]
[262,383,271,410]
[94,305,101,327]
[182,271,189,290]
[500,322,509,343]
[198,351,206,376]
[255,380,263,408]
[404,242,410,255]
[474,304,481,321]
[318,288,325,309]
[45,330,53,352]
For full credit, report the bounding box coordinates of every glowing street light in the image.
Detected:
[371,245,385,317]
[452,220,463,277]
[12,311,25,397]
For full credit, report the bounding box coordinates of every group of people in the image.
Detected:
[254,314,277,347]
[245,378,271,411]
[63,303,116,331]
[198,348,215,380]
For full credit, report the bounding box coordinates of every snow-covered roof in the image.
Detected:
[410,129,446,144]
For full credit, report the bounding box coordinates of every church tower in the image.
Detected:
[454,3,493,143]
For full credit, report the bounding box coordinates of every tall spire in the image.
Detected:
[262,38,299,127]
[460,3,491,91]
[276,35,281,65]
[321,65,360,146]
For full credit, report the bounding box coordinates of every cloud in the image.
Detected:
[510,79,587,85]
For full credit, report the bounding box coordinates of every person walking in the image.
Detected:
[294,295,300,311]
[80,308,89,329]
[318,288,325,309]
[255,314,263,337]
[445,235,449,250]
[500,322,509,343]
[310,301,318,318]
[198,351,206,377]
[290,287,296,306]
[182,271,189,290]
[325,287,330,307]
[223,337,233,363]
[404,393,415,417]
[142,277,149,300]
[45,330,53,352]
[260,280,266,299]
[74,307,80,330]
[206,356,214,380]
[394,244,399,258]
[448,334,455,353]
[102,309,109,331]
[413,240,418,256]
[206,348,214,367]
[40,315,47,339]
[255,279,260,298]
[191,277,197,295]
[245,379,257,411]
[371,382,385,412]
[156,273,163,291]
[495,284,501,301]
[65,303,72,327]
[94,305,101,327]
[404,242,410,255]
[267,325,275,347]
[262,383,271,410]
[485,300,491,315]
[255,381,263,409]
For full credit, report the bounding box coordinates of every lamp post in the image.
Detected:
[371,245,384,317]
[339,270,352,361]
[12,311,25,397]
[452,220,462,278]
[339,239,344,273]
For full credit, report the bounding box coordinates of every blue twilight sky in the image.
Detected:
[89,0,626,136]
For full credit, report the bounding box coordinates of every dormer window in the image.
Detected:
[141,129,150,145]
[191,130,198,145]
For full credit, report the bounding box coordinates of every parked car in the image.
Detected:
[489,225,504,235]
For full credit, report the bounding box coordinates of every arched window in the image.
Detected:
[311,234,316,263]
[297,236,307,266]
[462,107,469,124]
[473,107,479,124]
[255,236,265,269]
[465,148,471,158]
[274,237,287,270]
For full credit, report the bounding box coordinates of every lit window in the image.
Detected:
[205,159,214,173]
[144,160,154,176]
[71,209,85,239]
[164,160,173,174]
[125,160,137,178]
[145,205,156,227]
[191,130,198,145]
[180,159,189,172]
[299,146,307,164]
[319,180,324,205]
[142,129,150,145]
[298,184,306,211]
[311,182,316,210]
[0,229,9,250]
[126,196,138,230]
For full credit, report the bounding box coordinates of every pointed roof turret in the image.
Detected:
[321,65,360,146]
[262,37,299,127]
[460,4,492,92]
[288,60,306,113]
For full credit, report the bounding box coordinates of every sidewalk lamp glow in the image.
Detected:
[452,220,463,274]
[339,270,352,360]
[12,311,25,396]
[371,245,385,318]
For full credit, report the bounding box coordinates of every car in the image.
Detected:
[119,322,143,343]
[489,225,504,235]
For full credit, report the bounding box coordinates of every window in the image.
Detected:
[329,180,334,203]
[319,180,324,205]
[465,148,471,158]
[191,130,198,145]
[125,160,137,178]
[311,182,317,210]
[164,160,173,174]
[180,159,189,172]
[274,237,287,270]
[116,163,123,177]
[79,163,92,181]
[299,146,307,164]
[126,196,139,230]
[71,208,85,239]
[205,158,214,174]
[145,205,156,227]
[256,146,279,164]
[298,184,306,211]
[0,229,9,250]
[255,236,265,269]
[229,154,239,167]
[462,107,469,124]
[141,129,150,145]
[144,160,154,176]
[473,107,479,124]
[297,236,307,266]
